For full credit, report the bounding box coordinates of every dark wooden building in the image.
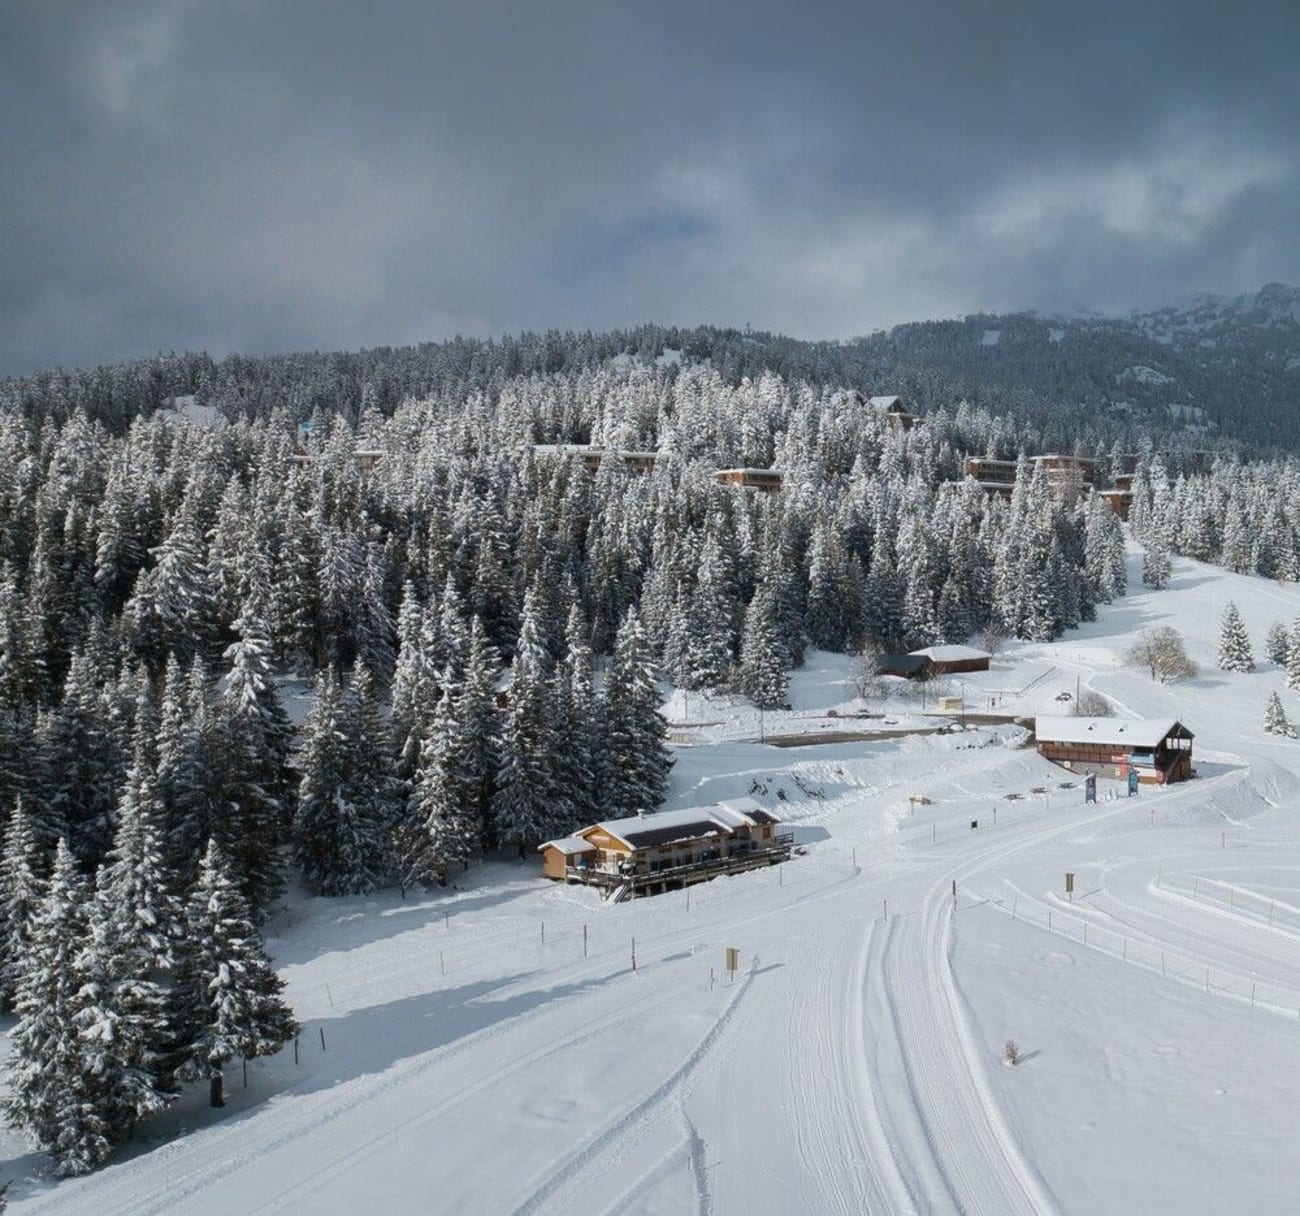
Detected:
[908,645,991,675]
[876,654,934,679]
[1035,716,1194,784]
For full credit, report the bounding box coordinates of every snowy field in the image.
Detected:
[9,545,1300,1214]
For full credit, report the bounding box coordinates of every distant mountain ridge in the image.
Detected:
[848,283,1300,450]
[4,284,1299,452]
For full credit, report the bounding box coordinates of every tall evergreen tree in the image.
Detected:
[217,594,293,915]
[176,840,298,1108]
[738,582,788,709]
[1287,618,1300,692]
[1264,691,1295,738]
[491,592,559,853]
[1216,602,1255,673]
[0,798,46,1013]
[602,609,673,815]
[1266,620,1290,667]
[293,670,390,896]
[3,841,112,1176]
[90,749,186,1109]
[404,671,479,886]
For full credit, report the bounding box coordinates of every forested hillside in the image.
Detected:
[3,283,1298,451]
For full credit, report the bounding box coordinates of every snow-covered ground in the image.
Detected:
[9,545,1300,1214]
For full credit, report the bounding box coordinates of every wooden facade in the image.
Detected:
[714,468,783,493]
[1100,489,1133,520]
[532,445,658,475]
[1035,717,1194,784]
[909,645,991,675]
[868,395,919,431]
[539,799,793,900]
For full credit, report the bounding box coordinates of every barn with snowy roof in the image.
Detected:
[908,645,991,675]
[539,798,793,900]
[1034,716,1194,784]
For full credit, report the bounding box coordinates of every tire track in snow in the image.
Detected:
[24,976,676,1216]
[785,914,903,1216]
[509,964,755,1216]
[849,779,1185,1215]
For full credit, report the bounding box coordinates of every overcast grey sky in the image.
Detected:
[2,1,1297,375]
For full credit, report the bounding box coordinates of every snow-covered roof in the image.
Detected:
[538,835,597,855]
[594,801,778,848]
[869,395,904,410]
[1034,716,1187,747]
[715,797,779,827]
[909,645,991,662]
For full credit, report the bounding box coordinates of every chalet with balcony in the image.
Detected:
[538,798,793,899]
[1034,716,1194,784]
[532,445,658,474]
[963,457,1019,496]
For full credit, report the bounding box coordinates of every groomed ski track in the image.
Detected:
[22,766,1221,1216]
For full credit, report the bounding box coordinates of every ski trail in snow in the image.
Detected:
[511,964,755,1216]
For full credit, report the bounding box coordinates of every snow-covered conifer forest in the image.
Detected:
[4,316,1300,1210]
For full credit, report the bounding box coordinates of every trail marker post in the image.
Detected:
[726,947,740,984]
[1065,872,1074,902]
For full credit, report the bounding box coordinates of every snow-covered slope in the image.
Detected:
[10,546,1300,1214]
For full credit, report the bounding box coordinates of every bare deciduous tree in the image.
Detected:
[1073,688,1114,716]
[1127,627,1198,683]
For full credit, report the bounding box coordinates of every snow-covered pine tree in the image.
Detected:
[602,608,673,815]
[404,670,479,887]
[1266,620,1290,667]
[293,670,390,896]
[1264,691,1296,737]
[90,747,187,1110]
[458,615,502,848]
[0,798,46,1013]
[1216,602,1255,673]
[350,662,400,859]
[390,581,432,787]
[2,840,113,1176]
[1288,619,1300,692]
[217,592,293,915]
[555,604,599,828]
[738,581,788,709]
[491,591,559,854]
[176,839,297,1108]
[40,648,121,867]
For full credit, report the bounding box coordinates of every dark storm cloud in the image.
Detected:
[2,0,1298,374]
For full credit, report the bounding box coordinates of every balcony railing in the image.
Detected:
[565,834,795,891]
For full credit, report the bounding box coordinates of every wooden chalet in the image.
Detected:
[1032,453,1097,492]
[868,395,919,431]
[289,448,384,472]
[532,444,658,474]
[538,798,793,900]
[1034,716,1194,784]
[715,467,783,493]
[964,457,1018,496]
[960,454,1096,502]
[1100,489,1133,520]
[908,645,991,675]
